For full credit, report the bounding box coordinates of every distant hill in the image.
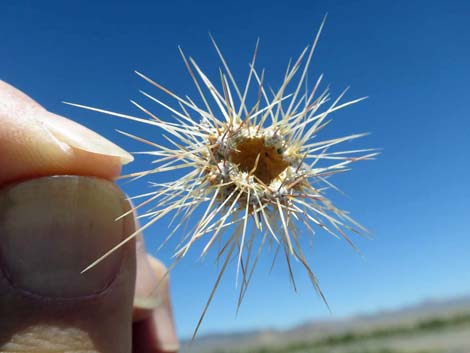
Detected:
[181,295,470,353]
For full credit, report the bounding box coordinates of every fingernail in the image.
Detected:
[0,176,129,298]
[147,256,179,352]
[134,295,162,310]
[38,111,134,164]
[153,301,180,352]
[133,244,179,351]
[134,235,162,311]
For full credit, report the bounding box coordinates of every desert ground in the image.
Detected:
[182,297,470,353]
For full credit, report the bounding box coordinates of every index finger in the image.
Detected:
[0,80,133,186]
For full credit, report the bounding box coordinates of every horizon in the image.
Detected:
[182,293,470,340]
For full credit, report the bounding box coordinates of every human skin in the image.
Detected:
[0,81,179,352]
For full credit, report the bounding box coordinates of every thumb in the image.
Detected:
[0,176,136,353]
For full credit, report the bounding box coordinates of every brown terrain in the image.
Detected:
[182,296,470,353]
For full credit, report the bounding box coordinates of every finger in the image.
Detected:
[133,234,163,320]
[0,80,133,186]
[0,176,136,353]
[0,82,137,352]
[133,233,179,352]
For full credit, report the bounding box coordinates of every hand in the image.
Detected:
[0,81,179,352]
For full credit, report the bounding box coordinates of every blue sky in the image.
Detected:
[2,0,470,339]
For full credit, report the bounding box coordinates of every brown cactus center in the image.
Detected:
[230,137,289,185]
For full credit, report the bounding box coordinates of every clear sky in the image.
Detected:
[2,0,470,339]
